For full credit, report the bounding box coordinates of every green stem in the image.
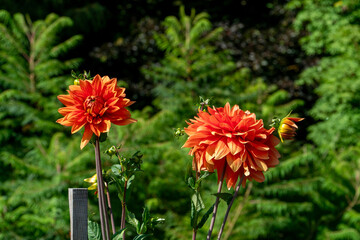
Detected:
[105,184,116,234]
[206,161,227,240]
[95,137,111,240]
[121,180,128,240]
[217,175,245,240]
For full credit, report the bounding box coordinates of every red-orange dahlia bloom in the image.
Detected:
[183,103,280,189]
[56,74,137,149]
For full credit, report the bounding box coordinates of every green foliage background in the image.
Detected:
[1,0,360,239]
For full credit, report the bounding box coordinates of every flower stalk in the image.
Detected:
[95,137,111,240]
[217,175,245,240]
[105,184,116,234]
[121,179,128,240]
[207,161,227,240]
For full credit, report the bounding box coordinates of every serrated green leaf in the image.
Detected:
[191,193,205,212]
[197,204,215,229]
[127,175,135,189]
[111,228,126,240]
[142,207,150,225]
[212,193,233,205]
[88,220,102,240]
[139,223,147,235]
[111,164,122,177]
[126,209,140,231]
[187,177,195,189]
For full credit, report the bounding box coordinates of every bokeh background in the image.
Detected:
[1,0,360,239]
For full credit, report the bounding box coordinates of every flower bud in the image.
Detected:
[278,114,304,142]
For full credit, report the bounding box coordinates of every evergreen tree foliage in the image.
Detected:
[0,10,82,155]
[0,133,94,239]
[218,1,360,239]
[0,11,83,240]
[142,6,235,114]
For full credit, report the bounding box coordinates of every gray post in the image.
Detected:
[69,188,88,240]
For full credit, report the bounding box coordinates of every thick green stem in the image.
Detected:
[105,184,116,234]
[217,175,245,240]
[95,137,111,240]
[206,161,227,240]
[121,180,128,240]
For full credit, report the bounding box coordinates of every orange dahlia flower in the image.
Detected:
[278,114,304,142]
[183,103,280,189]
[56,74,136,149]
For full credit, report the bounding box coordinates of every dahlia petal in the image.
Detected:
[267,127,275,135]
[250,141,270,151]
[125,100,135,107]
[251,170,265,182]
[69,89,85,103]
[115,87,126,97]
[227,138,243,155]
[213,159,226,182]
[268,135,280,146]
[92,75,103,95]
[56,117,73,126]
[97,120,111,133]
[80,125,93,149]
[267,154,280,167]
[226,154,242,172]
[69,85,81,91]
[185,133,213,147]
[214,138,230,160]
[254,159,268,171]
[255,133,267,140]
[89,124,100,137]
[247,155,258,170]
[79,79,93,95]
[112,118,137,126]
[243,163,250,176]
[230,104,240,116]
[219,122,232,131]
[287,117,304,122]
[205,144,217,164]
[199,135,221,145]
[224,102,231,115]
[250,148,269,160]
[99,107,109,116]
[225,166,239,189]
[250,119,263,130]
[102,75,110,82]
[58,106,77,116]
[71,122,86,134]
[245,129,256,141]
[57,95,74,106]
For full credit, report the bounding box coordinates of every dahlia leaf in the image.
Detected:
[111,228,126,240]
[142,207,150,225]
[126,209,140,231]
[88,220,102,240]
[187,176,195,190]
[191,193,205,212]
[197,204,215,229]
[127,175,136,189]
[212,193,233,205]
